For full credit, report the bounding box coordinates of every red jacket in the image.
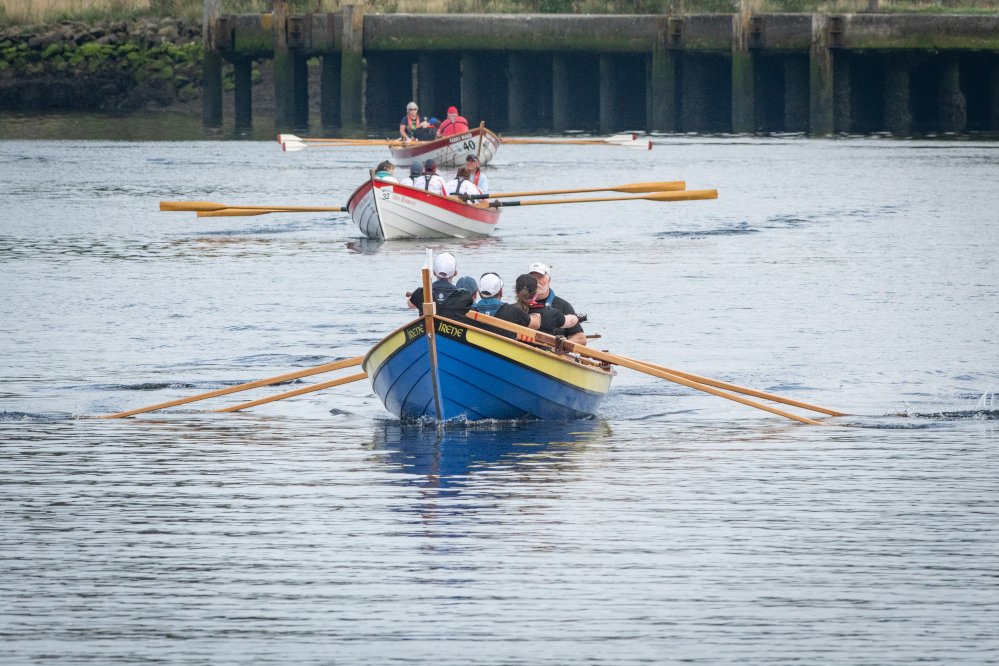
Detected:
[439,116,469,137]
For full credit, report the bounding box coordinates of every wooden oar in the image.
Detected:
[465,180,686,200]
[486,189,717,208]
[160,201,348,213]
[94,357,363,419]
[463,311,832,426]
[614,355,846,417]
[282,140,403,152]
[211,372,367,412]
[500,133,636,145]
[278,133,398,144]
[195,207,348,217]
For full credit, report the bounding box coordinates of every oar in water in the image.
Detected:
[462,180,686,200]
[211,372,367,412]
[485,189,718,208]
[278,134,394,144]
[464,311,838,426]
[160,201,348,213]
[282,140,403,152]
[93,357,363,419]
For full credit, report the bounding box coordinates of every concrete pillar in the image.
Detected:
[650,17,678,132]
[731,12,754,134]
[938,55,967,134]
[461,53,480,126]
[273,2,294,127]
[552,53,571,131]
[234,57,252,128]
[418,53,439,117]
[508,52,527,131]
[201,0,222,127]
[884,55,911,136]
[599,54,616,134]
[990,58,999,132]
[833,51,850,134]
[321,52,341,128]
[364,52,388,129]
[784,56,809,132]
[340,4,364,129]
[809,13,834,136]
[681,54,706,132]
[293,55,309,128]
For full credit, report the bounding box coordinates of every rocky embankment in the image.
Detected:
[0,18,247,112]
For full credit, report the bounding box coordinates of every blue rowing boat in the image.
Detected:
[362,315,615,421]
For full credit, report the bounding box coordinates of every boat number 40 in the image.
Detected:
[459,140,476,152]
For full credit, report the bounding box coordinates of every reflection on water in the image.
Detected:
[369,420,611,482]
[2,133,998,663]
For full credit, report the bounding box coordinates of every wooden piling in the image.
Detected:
[341,4,364,129]
[201,0,223,128]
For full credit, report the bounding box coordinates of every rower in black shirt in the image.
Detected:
[406,251,474,322]
[528,261,587,344]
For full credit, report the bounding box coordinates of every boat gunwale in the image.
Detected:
[388,127,500,160]
[362,314,616,391]
[371,179,500,226]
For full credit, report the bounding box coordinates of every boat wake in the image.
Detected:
[0,411,70,422]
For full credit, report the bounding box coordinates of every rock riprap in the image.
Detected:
[0,18,260,112]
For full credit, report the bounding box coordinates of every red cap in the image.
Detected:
[447,106,458,115]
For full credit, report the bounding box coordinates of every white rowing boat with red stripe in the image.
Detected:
[389,126,500,167]
[346,179,500,240]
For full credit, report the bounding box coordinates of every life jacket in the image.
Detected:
[542,288,555,307]
[472,170,481,186]
[439,116,469,137]
[422,172,436,191]
[431,279,457,303]
[403,115,419,136]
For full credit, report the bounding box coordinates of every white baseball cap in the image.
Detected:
[528,262,551,277]
[433,252,457,278]
[479,272,503,298]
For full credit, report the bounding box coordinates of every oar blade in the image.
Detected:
[282,141,308,152]
[616,181,686,194]
[160,201,227,212]
[277,133,301,143]
[647,189,718,202]
[607,134,637,142]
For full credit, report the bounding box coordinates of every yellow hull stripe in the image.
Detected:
[363,330,406,377]
[464,328,613,394]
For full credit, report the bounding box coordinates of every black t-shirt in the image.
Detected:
[410,283,474,323]
[412,126,437,141]
[528,302,567,335]
[549,294,583,337]
[478,303,531,339]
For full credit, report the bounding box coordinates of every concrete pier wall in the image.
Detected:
[203,8,999,134]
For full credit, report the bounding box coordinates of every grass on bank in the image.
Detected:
[2,0,996,27]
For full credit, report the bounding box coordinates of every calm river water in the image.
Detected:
[1,122,998,664]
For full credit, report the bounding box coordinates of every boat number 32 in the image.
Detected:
[381,188,391,200]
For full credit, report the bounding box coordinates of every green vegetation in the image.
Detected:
[1,0,995,27]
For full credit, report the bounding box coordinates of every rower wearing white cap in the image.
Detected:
[472,272,504,316]
[528,262,587,345]
[406,251,474,321]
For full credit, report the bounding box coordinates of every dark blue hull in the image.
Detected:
[363,317,614,422]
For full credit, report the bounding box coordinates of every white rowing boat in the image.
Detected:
[389,126,501,168]
[346,178,500,240]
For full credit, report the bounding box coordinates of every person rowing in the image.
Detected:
[472,273,504,316]
[406,252,474,321]
[437,106,469,138]
[445,167,483,200]
[528,262,586,344]
[465,154,488,195]
[399,101,420,142]
[412,117,438,142]
[374,161,399,183]
[489,274,579,335]
[413,158,446,195]
[400,162,423,187]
